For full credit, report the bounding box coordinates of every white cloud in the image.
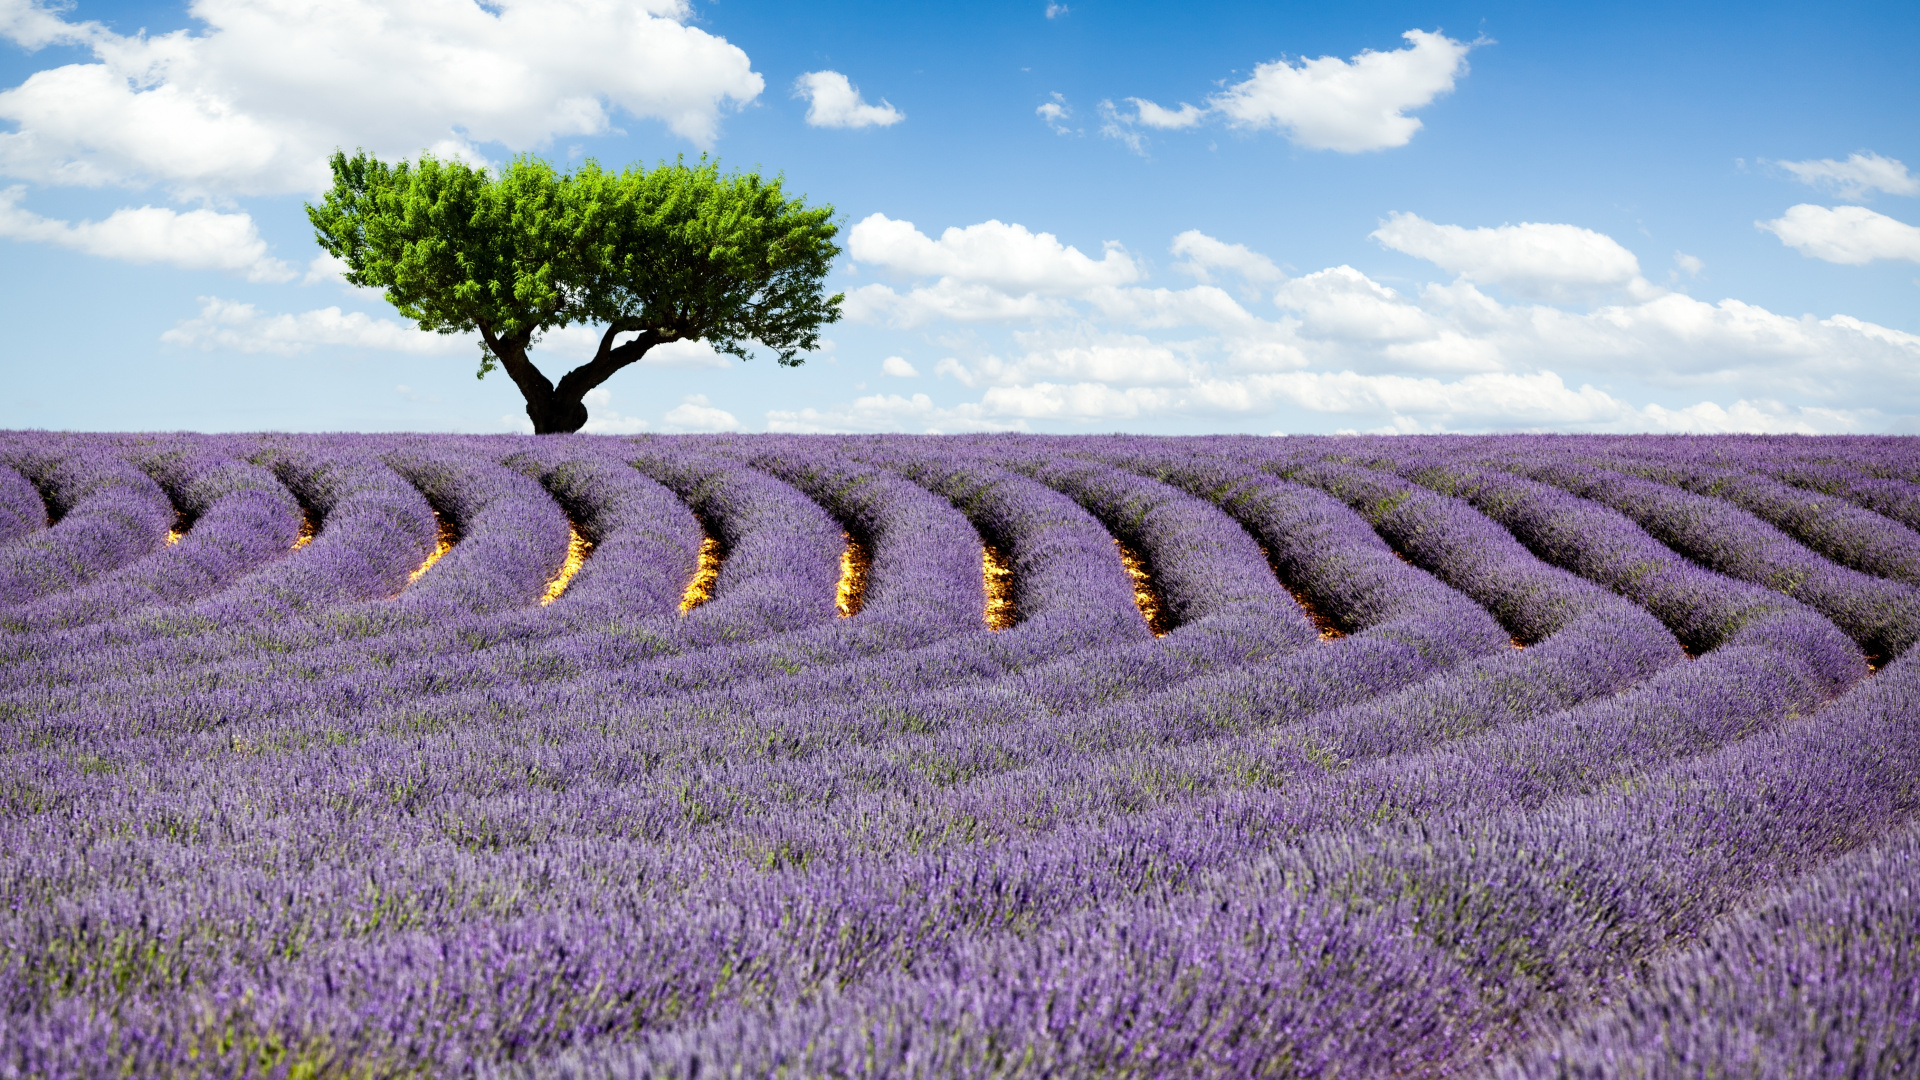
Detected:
[793,70,903,129]
[1116,29,1472,153]
[1776,152,1918,200]
[1673,251,1704,277]
[1128,98,1208,130]
[1169,230,1286,291]
[0,185,293,280]
[937,333,1198,389]
[1276,267,1438,343]
[766,391,1016,434]
[662,393,740,432]
[0,0,762,196]
[161,297,467,356]
[1758,204,1920,265]
[1036,92,1074,135]
[845,280,1072,328]
[302,252,349,285]
[1370,211,1644,301]
[1044,3,1068,18]
[848,213,1140,292]
[581,386,649,434]
[826,219,1920,432]
[880,355,918,377]
[0,0,102,49]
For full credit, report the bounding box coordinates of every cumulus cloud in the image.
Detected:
[1759,204,1920,265]
[662,394,740,432]
[793,70,903,129]
[1169,229,1286,291]
[1128,99,1208,130]
[1276,267,1442,344]
[1370,211,1645,301]
[1036,92,1074,135]
[880,356,919,377]
[1114,29,1472,153]
[936,333,1198,389]
[1775,152,1918,200]
[580,387,649,434]
[766,391,1022,434]
[845,280,1072,328]
[0,0,762,196]
[828,211,1918,434]
[0,185,293,280]
[161,297,466,356]
[848,213,1140,293]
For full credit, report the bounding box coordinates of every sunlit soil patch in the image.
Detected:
[836,531,870,618]
[1114,537,1172,637]
[292,513,317,550]
[680,535,724,614]
[405,513,457,587]
[164,510,191,547]
[540,523,594,607]
[982,541,1017,631]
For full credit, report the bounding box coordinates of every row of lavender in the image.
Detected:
[0,431,1915,1078]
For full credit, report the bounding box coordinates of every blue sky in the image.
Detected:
[1,0,1916,434]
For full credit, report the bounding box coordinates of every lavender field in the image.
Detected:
[1,430,1916,1078]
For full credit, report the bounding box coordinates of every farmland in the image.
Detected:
[0,431,1916,1078]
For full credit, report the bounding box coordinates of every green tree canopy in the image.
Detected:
[307,151,843,433]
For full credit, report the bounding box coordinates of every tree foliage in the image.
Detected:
[307,151,842,433]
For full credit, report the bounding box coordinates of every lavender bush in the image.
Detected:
[0,431,1913,1079]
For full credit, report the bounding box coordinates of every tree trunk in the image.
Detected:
[483,323,668,434]
[526,394,589,434]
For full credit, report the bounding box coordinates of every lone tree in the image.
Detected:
[307,151,842,434]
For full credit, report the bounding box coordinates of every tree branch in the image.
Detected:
[479,324,552,406]
[552,327,676,402]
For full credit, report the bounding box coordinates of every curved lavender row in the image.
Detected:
[884,447,1150,643]
[1498,816,1920,1079]
[7,435,1917,1079]
[1129,453,1507,638]
[227,442,442,615]
[382,446,573,615]
[310,450,1212,749]
[0,571,1827,1080]
[0,445,174,609]
[0,450,303,634]
[0,451,1681,1060]
[1009,451,1319,641]
[446,455,1833,1053]
[1282,459,1641,644]
[1387,458,1863,691]
[278,448,1508,867]
[0,445,440,697]
[683,450,1689,870]
[1590,442,1920,587]
[520,642,1920,1080]
[0,447,839,736]
[498,442,705,620]
[1764,457,1920,534]
[1,441,839,707]
[627,444,843,635]
[1504,455,1920,662]
[0,465,42,543]
[0,446,1101,745]
[742,445,991,635]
